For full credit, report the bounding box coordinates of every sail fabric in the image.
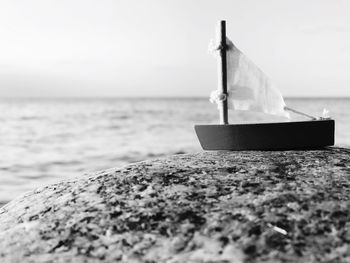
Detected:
[210,38,289,118]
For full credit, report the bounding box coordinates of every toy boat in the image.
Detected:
[195,21,334,150]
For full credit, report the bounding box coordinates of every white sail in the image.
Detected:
[210,38,289,118]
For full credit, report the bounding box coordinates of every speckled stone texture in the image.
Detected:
[0,147,350,263]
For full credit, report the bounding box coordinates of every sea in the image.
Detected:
[0,97,349,205]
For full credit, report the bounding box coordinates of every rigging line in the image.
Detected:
[284,106,317,120]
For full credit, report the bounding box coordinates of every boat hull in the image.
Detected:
[195,119,335,150]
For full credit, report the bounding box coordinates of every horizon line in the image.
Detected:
[1,96,350,100]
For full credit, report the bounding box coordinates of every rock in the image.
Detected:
[0,147,350,262]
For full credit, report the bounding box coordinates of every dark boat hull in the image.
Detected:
[195,119,335,150]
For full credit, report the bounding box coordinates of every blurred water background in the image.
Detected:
[0,97,349,205]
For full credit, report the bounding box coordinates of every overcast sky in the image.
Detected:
[0,0,349,97]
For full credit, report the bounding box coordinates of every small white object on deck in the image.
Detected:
[322,108,330,119]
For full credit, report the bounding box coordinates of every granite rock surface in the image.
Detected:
[0,147,350,262]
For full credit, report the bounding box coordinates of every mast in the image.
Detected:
[217,20,228,124]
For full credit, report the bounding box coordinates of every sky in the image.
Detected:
[0,0,349,98]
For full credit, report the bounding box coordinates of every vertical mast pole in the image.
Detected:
[217,20,228,124]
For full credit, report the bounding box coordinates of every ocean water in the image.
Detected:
[0,97,349,205]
